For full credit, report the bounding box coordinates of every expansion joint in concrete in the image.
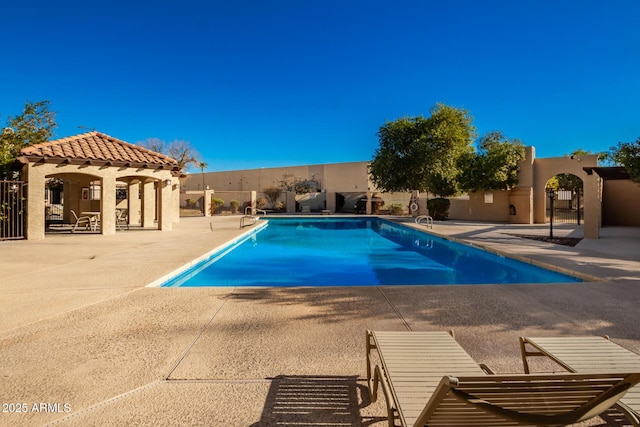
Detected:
[163,295,232,380]
[377,287,412,331]
[43,380,163,426]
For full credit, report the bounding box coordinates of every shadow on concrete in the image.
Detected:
[230,287,398,325]
[249,375,385,427]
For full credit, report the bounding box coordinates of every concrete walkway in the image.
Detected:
[1,216,639,426]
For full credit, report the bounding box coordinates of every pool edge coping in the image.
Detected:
[387,218,603,283]
[145,221,269,288]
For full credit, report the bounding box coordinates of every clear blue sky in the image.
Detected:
[2,1,639,172]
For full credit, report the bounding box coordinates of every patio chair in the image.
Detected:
[71,210,92,232]
[366,330,640,427]
[116,208,129,230]
[520,335,640,426]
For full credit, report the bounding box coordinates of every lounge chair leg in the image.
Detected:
[366,330,397,427]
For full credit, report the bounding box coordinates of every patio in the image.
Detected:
[1,216,639,426]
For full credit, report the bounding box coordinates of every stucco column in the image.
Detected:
[325,191,336,213]
[128,183,141,226]
[250,190,257,214]
[365,191,372,215]
[171,179,180,224]
[286,191,295,213]
[411,190,424,216]
[583,171,602,239]
[24,164,46,240]
[62,180,76,224]
[141,181,156,228]
[158,179,173,231]
[203,189,213,217]
[100,175,116,235]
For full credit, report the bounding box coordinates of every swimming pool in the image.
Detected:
[159,217,581,287]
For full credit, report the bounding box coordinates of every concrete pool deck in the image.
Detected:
[1,215,639,426]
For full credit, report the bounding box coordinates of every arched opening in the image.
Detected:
[44,172,102,233]
[544,173,584,224]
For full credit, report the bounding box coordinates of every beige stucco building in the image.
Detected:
[183,147,639,239]
[17,132,182,240]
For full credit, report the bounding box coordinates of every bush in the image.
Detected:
[256,198,267,209]
[185,198,198,209]
[230,199,239,213]
[274,201,286,211]
[427,197,450,220]
[210,197,224,215]
[390,204,405,215]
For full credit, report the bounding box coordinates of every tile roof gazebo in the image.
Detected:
[16,131,182,239]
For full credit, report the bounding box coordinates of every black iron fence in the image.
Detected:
[546,189,583,225]
[0,180,26,240]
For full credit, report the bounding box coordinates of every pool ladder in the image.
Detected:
[244,207,267,215]
[240,215,257,229]
[240,206,267,228]
[415,215,433,229]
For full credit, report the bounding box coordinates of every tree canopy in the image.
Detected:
[278,173,316,194]
[137,137,200,171]
[609,137,640,184]
[1,100,57,178]
[368,103,476,197]
[458,131,526,192]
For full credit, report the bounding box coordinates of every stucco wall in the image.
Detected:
[183,162,373,194]
[603,179,640,226]
[448,191,511,221]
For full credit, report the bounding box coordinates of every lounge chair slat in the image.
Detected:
[368,330,640,427]
[521,335,640,425]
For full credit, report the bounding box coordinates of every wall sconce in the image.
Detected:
[164,179,172,186]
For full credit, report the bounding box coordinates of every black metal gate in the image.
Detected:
[546,188,584,225]
[0,180,26,240]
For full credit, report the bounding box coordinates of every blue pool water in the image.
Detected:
[161,217,581,287]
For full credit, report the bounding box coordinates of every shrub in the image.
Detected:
[427,197,450,220]
[256,198,267,209]
[274,201,286,211]
[263,186,283,208]
[390,204,405,215]
[210,197,224,215]
[230,199,239,213]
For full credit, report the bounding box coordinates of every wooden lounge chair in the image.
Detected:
[520,335,640,426]
[367,330,640,427]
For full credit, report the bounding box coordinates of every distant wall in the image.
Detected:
[603,180,640,226]
[180,152,618,228]
[449,191,511,222]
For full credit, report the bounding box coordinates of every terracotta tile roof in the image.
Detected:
[19,131,180,170]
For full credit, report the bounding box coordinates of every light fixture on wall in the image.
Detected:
[164,179,172,186]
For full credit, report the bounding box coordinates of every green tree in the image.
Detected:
[1,100,57,178]
[458,131,526,192]
[609,137,640,184]
[369,103,476,197]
